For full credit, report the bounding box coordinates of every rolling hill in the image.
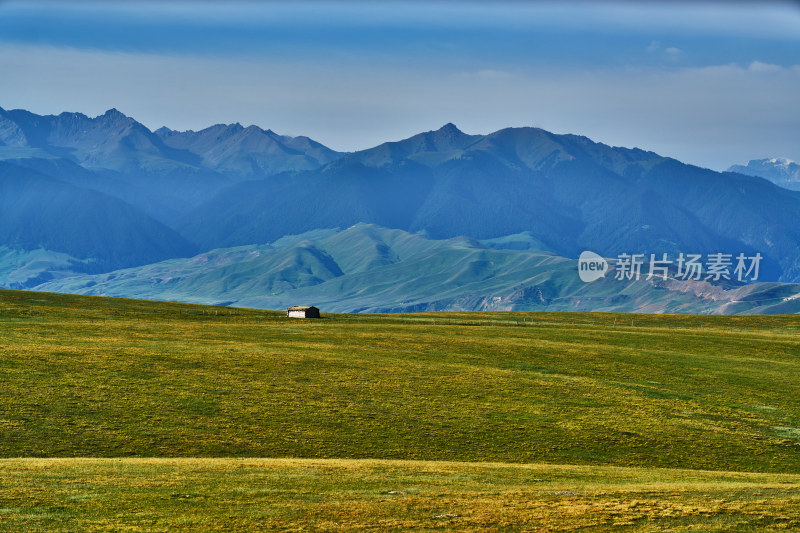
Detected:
[34,224,800,314]
[1,290,800,529]
[2,288,800,470]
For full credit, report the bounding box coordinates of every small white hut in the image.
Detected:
[287,306,320,318]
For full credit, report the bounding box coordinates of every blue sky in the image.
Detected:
[1,1,799,170]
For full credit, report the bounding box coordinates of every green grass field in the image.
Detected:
[1,288,799,530]
[2,458,800,532]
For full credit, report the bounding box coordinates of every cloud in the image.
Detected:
[646,41,684,62]
[748,60,786,73]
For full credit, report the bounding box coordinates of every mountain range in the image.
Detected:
[34,223,800,314]
[728,158,800,192]
[2,106,799,313]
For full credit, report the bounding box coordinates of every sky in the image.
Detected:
[1,1,799,171]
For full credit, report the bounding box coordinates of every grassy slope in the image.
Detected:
[2,289,800,531]
[1,458,800,532]
[1,289,799,471]
[0,246,91,289]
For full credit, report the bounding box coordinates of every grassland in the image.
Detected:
[1,288,799,530]
[2,458,800,532]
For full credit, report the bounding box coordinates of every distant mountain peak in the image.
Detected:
[437,122,462,134]
[433,122,468,141]
[58,111,89,120]
[102,108,125,117]
[728,156,800,191]
[767,156,794,166]
[732,156,796,168]
[0,113,28,147]
[98,108,133,125]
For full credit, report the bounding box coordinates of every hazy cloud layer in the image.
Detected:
[2,43,798,170]
[2,2,799,170]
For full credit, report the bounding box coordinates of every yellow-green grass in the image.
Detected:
[1,458,799,532]
[1,288,799,474]
[3,289,800,531]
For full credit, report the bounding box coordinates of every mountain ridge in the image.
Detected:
[3,105,800,313]
[0,107,343,224]
[179,122,800,283]
[155,121,342,178]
